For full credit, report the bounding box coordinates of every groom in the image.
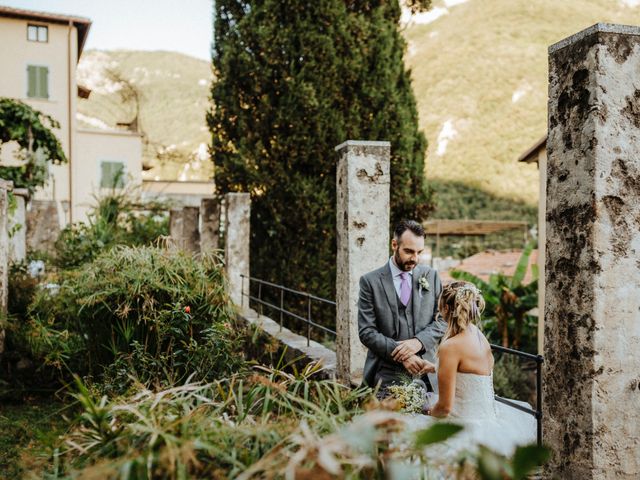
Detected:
[358,220,446,391]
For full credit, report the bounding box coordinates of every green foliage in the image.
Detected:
[414,422,464,447]
[0,98,66,193]
[210,1,432,302]
[14,245,241,390]
[7,261,39,318]
[451,241,538,352]
[492,355,533,403]
[57,365,372,478]
[54,187,169,269]
[51,366,548,479]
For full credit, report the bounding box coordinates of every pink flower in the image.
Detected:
[184,306,191,314]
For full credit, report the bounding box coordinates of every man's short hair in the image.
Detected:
[394,219,425,241]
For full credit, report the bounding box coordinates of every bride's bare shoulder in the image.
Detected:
[439,335,465,356]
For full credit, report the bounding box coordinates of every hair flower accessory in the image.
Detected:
[455,283,480,301]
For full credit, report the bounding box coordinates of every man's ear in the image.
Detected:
[391,238,398,251]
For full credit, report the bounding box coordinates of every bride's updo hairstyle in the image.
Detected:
[438,281,485,342]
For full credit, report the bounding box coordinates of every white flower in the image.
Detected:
[418,275,430,293]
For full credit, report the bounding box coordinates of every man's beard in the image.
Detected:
[394,251,416,271]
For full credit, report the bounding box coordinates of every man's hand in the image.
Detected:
[392,338,423,362]
[402,355,424,375]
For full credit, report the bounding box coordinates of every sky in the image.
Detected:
[0,0,213,60]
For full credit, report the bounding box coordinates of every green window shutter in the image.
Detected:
[101,161,125,188]
[27,66,49,99]
[38,67,49,99]
[27,65,36,97]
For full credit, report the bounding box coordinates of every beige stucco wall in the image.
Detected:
[75,129,142,222]
[0,16,77,219]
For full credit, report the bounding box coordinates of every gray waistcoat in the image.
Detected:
[378,294,415,374]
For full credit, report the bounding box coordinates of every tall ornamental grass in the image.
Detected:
[17,245,242,390]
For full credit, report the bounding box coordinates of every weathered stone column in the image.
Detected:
[26,200,60,255]
[169,208,184,247]
[169,207,200,253]
[335,140,390,385]
[9,188,28,263]
[182,206,200,253]
[0,179,13,356]
[224,193,250,306]
[200,197,221,253]
[545,24,640,479]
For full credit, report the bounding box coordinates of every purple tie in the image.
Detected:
[400,272,411,306]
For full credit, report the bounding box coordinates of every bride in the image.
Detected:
[412,281,536,457]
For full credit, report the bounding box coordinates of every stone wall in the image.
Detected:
[545,23,640,479]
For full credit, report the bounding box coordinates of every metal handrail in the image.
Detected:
[240,274,337,346]
[491,343,544,447]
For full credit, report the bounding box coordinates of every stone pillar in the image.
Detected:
[545,24,640,479]
[169,207,200,253]
[0,179,13,356]
[26,200,61,255]
[182,206,200,253]
[169,208,184,247]
[224,193,250,306]
[9,188,28,263]
[335,140,390,385]
[200,197,221,253]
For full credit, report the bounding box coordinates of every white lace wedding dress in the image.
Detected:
[413,369,536,457]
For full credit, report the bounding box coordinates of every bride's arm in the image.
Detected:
[428,342,459,418]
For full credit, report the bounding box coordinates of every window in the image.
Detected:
[100,161,126,188]
[27,24,48,42]
[27,65,49,99]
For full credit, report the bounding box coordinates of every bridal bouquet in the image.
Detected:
[387,380,427,414]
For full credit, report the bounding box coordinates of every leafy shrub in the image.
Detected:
[17,245,241,389]
[7,262,39,317]
[493,356,536,405]
[54,188,169,270]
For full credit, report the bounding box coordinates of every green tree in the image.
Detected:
[210,0,433,303]
[0,98,66,193]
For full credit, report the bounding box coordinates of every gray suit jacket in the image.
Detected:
[358,262,446,387]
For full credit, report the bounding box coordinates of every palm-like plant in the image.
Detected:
[451,241,538,352]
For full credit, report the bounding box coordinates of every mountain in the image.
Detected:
[76,50,213,181]
[75,1,640,220]
[404,0,640,220]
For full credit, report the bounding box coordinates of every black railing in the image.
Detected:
[240,274,336,346]
[490,344,544,446]
[239,275,543,446]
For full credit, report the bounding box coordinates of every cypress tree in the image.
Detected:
[209,0,432,304]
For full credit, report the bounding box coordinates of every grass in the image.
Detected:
[0,397,74,478]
